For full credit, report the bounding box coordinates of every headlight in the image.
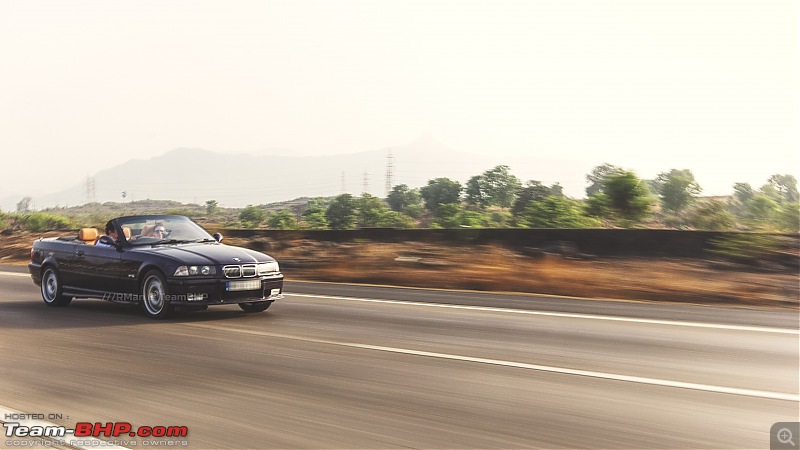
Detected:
[257,262,279,275]
[174,265,217,276]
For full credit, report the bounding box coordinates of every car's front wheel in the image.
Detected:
[141,270,173,319]
[238,301,272,313]
[40,267,72,307]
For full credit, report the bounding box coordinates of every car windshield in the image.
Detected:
[117,215,214,245]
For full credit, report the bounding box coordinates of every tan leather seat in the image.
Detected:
[122,226,132,239]
[140,224,155,238]
[79,228,99,245]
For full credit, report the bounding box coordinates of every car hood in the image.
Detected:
[136,243,275,266]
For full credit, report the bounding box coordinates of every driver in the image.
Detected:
[96,221,118,247]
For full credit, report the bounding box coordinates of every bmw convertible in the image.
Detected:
[28,215,284,319]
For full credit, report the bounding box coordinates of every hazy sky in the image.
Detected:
[1,0,797,201]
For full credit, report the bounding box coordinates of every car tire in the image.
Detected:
[238,301,272,313]
[140,270,173,319]
[40,267,73,307]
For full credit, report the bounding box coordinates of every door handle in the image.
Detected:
[76,250,85,256]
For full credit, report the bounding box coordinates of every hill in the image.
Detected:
[7,134,563,210]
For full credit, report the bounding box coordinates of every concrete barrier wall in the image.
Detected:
[218,228,799,258]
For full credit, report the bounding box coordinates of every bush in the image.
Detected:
[239,205,266,228]
[267,211,297,230]
[18,213,74,231]
[166,208,197,217]
[776,202,800,233]
[376,211,416,228]
[710,234,782,264]
[522,197,601,228]
[687,201,735,231]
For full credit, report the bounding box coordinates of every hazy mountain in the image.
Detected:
[6,134,584,210]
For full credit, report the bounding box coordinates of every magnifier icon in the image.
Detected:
[777,428,795,446]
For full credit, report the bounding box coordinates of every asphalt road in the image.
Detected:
[0,266,798,449]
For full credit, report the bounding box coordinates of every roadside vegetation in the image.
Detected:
[2,165,798,234]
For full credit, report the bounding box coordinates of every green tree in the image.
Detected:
[432,203,463,228]
[603,171,653,225]
[205,200,219,215]
[776,202,800,232]
[654,169,702,213]
[488,210,513,227]
[325,194,357,230]
[268,210,297,230]
[302,210,327,229]
[550,183,564,197]
[465,175,488,208]
[386,184,424,218]
[420,178,462,213]
[733,182,755,204]
[239,205,266,228]
[302,198,328,229]
[512,180,551,215]
[745,193,779,224]
[357,193,389,228]
[16,196,31,214]
[584,193,612,220]
[585,163,623,196]
[767,174,799,203]
[522,197,600,228]
[687,200,735,231]
[465,165,521,208]
[758,183,783,203]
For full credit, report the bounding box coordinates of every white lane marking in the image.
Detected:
[0,271,30,278]
[185,323,800,402]
[0,405,130,450]
[286,293,800,335]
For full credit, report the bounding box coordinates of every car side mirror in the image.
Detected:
[213,233,223,242]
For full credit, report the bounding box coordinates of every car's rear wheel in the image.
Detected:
[238,301,272,313]
[41,267,72,307]
[141,270,173,319]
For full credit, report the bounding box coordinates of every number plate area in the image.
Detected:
[226,279,262,292]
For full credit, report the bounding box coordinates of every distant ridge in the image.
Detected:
[12,135,561,209]
[2,133,599,210]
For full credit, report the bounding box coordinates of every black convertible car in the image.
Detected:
[28,215,284,319]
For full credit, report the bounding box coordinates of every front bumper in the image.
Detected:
[166,274,284,305]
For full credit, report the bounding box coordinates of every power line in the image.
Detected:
[85,176,96,204]
[385,149,394,197]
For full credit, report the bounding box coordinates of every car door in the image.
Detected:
[52,242,80,287]
[72,244,122,294]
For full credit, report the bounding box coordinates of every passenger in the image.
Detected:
[96,221,118,247]
[152,223,167,239]
[140,223,167,239]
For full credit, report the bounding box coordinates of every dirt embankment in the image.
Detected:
[3,231,797,309]
[231,237,798,309]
